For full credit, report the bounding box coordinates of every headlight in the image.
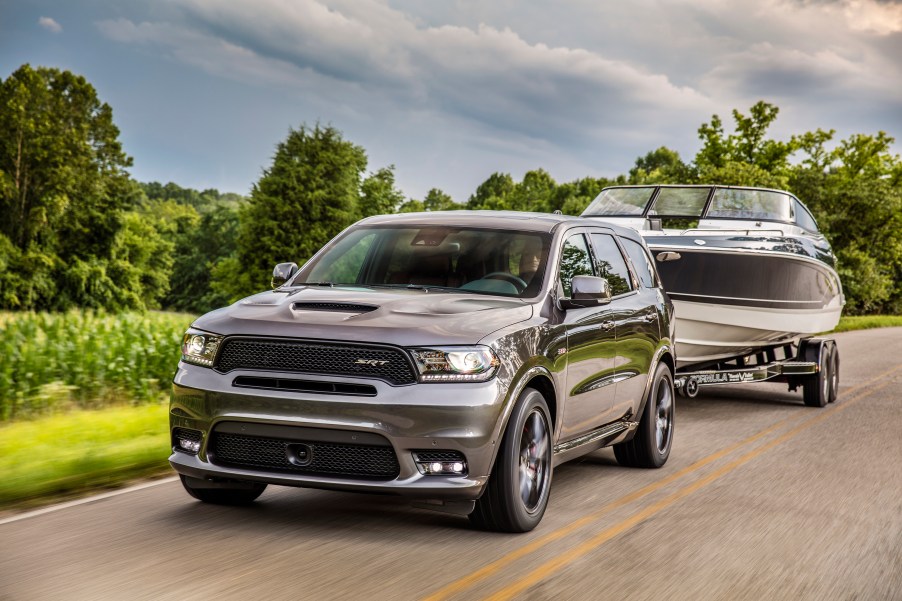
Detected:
[409,346,500,383]
[181,328,223,367]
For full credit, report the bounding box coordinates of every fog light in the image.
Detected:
[179,438,201,453]
[173,428,203,455]
[414,453,468,476]
[179,438,200,453]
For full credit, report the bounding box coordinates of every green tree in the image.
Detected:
[423,188,457,211]
[695,101,797,188]
[0,64,136,310]
[628,147,693,184]
[554,176,616,215]
[789,130,902,313]
[359,166,405,218]
[509,169,557,213]
[467,172,515,210]
[212,124,367,300]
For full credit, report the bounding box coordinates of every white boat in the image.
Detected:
[581,185,844,369]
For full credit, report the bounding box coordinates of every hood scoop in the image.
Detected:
[291,302,378,314]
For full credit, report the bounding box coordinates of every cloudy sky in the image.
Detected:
[2,0,901,201]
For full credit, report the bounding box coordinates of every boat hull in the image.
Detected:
[646,241,844,368]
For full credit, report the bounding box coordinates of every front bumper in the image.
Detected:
[169,363,508,500]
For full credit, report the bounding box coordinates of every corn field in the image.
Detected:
[0,311,195,420]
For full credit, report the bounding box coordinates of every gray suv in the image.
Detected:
[170,211,676,532]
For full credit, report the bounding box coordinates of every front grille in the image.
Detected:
[215,338,416,385]
[210,433,400,480]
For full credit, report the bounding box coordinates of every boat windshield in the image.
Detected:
[582,187,654,216]
[583,186,798,224]
[295,225,551,298]
[707,188,793,222]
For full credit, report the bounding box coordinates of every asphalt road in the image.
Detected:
[2,328,901,601]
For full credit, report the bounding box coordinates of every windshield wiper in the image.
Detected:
[361,283,462,293]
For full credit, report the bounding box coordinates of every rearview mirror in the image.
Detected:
[272,262,299,289]
[560,276,612,310]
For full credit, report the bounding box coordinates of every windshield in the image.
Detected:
[581,187,654,216]
[707,189,793,222]
[296,226,551,298]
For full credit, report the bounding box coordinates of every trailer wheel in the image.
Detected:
[802,340,830,408]
[827,343,839,403]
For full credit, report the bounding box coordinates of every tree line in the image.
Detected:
[1,63,900,315]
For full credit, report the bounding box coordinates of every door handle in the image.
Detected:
[642,313,657,322]
[600,320,614,331]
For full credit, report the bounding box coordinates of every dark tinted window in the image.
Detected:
[590,234,634,296]
[559,234,594,297]
[794,200,818,232]
[621,238,657,288]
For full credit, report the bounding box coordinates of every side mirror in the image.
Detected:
[560,276,611,310]
[271,262,299,289]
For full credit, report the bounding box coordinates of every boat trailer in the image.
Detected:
[675,337,839,407]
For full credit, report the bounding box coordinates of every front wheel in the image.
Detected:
[614,362,674,468]
[470,388,552,533]
[180,475,267,505]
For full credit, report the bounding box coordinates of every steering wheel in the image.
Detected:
[483,271,528,292]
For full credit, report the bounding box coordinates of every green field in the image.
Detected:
[0,310,195,421]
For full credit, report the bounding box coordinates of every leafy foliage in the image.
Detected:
[0,310,192,420]
[212,124,368,300]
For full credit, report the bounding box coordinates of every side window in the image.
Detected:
[794,199,819,232]
[558,234,594,297]
[621,238,657,288]
[589,233,634,296]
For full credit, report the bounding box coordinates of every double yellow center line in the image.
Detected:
[424,364,902,601]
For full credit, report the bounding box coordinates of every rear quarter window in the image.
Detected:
[621,238,658,288]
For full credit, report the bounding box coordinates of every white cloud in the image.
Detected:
[38,16,62,34]
[99,0,714,150]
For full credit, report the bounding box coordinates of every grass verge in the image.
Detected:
[0,403,170,508]
[833,315,902,333]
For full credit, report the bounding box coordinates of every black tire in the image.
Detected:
[613,362,674,469]
[469,388,552,533]
[803,342,830,408]
[827,343,840,403]
[180,475,267,505]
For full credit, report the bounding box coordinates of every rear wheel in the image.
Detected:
[180,475,267,505]
[803,341,830,408]
[614,362,674,468]
[827,343,840,403]
[470,388,552,533]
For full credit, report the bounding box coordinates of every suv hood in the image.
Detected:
[193,286,534,346]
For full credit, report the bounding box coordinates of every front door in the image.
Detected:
[560,233,618,440]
